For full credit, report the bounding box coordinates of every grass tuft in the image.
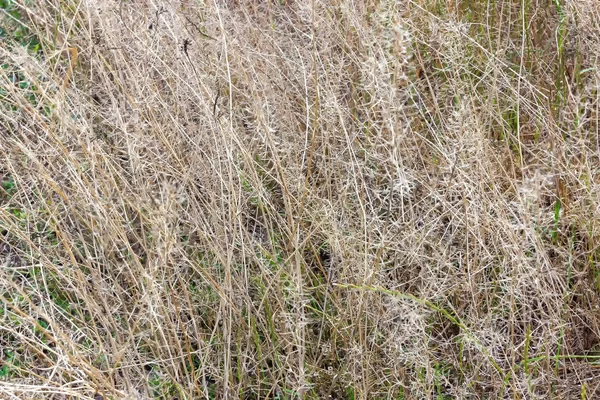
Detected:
[2,0,600,398]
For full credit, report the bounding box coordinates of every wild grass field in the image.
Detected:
[1,0,600,398]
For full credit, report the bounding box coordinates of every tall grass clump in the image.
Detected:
[2,0,600,398]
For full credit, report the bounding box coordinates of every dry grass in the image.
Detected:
[1,0,600,398]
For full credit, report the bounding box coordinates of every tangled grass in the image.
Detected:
[1,0,600,398]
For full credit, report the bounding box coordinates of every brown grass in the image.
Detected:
[1,0,600,398]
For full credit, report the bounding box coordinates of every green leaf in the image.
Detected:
[554,198,561,224]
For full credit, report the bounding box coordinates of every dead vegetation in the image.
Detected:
[1,0,600,398]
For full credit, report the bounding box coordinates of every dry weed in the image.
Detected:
[1,0,600,398]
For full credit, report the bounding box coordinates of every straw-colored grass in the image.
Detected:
[1,0,600,398]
